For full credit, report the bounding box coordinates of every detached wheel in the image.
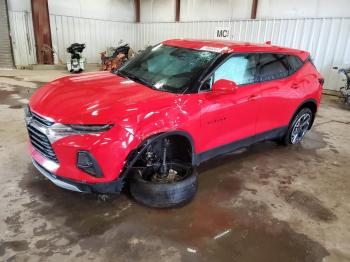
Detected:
[130,161,198,208]
[280,107,313,145]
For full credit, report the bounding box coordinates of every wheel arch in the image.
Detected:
[123,130,196,177]
[290,98,318,130]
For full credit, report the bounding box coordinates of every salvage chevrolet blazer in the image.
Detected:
[25,39,323,207]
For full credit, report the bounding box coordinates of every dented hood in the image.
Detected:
[29,72,176,125]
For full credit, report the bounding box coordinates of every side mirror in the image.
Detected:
[212,79,238,95]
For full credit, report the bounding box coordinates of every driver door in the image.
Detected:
[197,54,261,159]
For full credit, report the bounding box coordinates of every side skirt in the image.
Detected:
[195,126,288,165]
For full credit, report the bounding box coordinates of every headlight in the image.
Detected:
[47,123,113,143]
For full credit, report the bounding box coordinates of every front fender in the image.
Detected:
[118,97,194,142]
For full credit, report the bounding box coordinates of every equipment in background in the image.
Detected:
[100,44,134,71]
[333,66,350,105]
[67,43,86,73]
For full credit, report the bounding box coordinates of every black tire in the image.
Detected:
[130,167,198,208]
[279,107,313,145]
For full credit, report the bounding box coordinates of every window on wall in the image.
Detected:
[259,54,290,81]
[213,54,259,85]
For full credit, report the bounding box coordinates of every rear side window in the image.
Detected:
[259,54,290,81]
[214,54,259,85]
[287,55,304,72]
[307,56,317,69]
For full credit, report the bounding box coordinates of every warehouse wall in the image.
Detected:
[180,0,253,21]
[140,0,350,21]
[8,0,350,22]
[8,0,135,21]
[7,0,136,66]
[7,0,37,66]
[7,0,31,12]
[49,15,136,64]
[140,0,176,22]
[48,0,135,21]
[257,0,350,18]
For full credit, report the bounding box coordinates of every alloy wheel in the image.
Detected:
[290,113,311,144]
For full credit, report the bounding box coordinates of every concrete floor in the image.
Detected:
[0,69,349,262]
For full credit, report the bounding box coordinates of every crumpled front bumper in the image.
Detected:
[32,159,124,194]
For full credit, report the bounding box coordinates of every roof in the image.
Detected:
[162,39,309,60]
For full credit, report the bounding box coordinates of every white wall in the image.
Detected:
[7,0,135,21]
[140,0,350,22]
[48,0,135,21]
[8,0,350,22]
[181,0,253,21]
[258,0,350,18]
[7,0,31,12]
[140,0,176,22]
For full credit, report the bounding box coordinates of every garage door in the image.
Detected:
[0,0,14,69]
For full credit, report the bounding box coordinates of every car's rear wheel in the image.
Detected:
[280,107,313,145]
[130,161,198,208]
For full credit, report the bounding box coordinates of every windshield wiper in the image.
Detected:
[115,70,128,79]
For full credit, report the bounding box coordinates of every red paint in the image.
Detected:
[28,39,322,184]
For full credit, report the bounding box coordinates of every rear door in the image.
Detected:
[255,53,305,136]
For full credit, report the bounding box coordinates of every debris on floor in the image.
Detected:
[213,229,231,240]
[187,247,197,253]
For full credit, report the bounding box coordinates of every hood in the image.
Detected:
[29,72,177,125]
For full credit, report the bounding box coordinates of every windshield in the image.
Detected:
[116,44,218,93]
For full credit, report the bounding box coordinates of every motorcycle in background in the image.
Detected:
[67,43,86,73]
[100,43,133,71]
[333,66,350,105]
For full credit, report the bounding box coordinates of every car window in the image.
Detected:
[213,54,259,85]
[259,54,290,81]
[287,55,304,72]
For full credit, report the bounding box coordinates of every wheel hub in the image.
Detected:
[291,113,311,144]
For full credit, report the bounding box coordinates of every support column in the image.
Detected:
[135,0,140,23]
[31,0,53,64]
[175,0,180,22]
[251,0,258,19]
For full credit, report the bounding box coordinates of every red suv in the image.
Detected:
[26,39,323,207]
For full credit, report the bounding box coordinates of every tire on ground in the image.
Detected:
[129,168,198,208]
[280,107,313,145]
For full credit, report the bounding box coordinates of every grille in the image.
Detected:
[27,124,59,163]
[32,112,54,126]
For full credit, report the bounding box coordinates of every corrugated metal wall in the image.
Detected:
[8,11,36,66]
[49,15,137,64]
[0,0,14,68]
[8,13,350,90]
